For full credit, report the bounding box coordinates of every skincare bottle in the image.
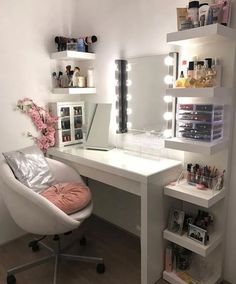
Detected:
[204,58,215,87]
[188,1,200,27]
[219,0,232,26]
[194,61,204,80]
[185,61,196,87]
[165,247,173,272]
[175,71,185,88]
[87,68,95,87]
[212,57,222,87]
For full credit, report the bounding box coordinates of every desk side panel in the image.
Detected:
[141,165,182,284]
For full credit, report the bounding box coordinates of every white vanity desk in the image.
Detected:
[47,145,182,284]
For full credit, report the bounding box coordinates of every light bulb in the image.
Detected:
[127,108,132,115]
[163,96,172,103]
[126,64,132,72]
[163,112,173,121]
[127,94,132,101]
[164,75,173,85]
[164,56,174,66]
[163,129,172,138]
[126,79,132,86]
[127,122,132,129]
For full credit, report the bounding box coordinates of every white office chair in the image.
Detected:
[0,158,105,284]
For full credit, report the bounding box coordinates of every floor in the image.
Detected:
[0,215,168,284]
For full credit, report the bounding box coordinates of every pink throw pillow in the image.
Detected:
[40,182,92,214]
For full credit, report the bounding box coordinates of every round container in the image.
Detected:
[188,1,199,27]
[78,76,86,88]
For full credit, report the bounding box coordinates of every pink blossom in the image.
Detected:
[17,98,58,152]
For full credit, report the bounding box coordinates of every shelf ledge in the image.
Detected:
[53,88,96,95]
[164,137,228,155]
[164,181,225,208]
[166,87,232,98]
[163,229,222,257]
[167,24,236,46]
[50,51,96,60]
[163,271,221,284]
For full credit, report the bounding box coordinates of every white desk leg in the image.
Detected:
[141,182,148,284]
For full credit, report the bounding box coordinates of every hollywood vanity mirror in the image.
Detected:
[115,52,178,138]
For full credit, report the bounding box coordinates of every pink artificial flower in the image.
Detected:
[17,98,58,152]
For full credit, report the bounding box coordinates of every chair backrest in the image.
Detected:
[0,160,81,235]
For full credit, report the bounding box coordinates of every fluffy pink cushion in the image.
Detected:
[40,182,92,214]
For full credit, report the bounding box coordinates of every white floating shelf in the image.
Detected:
[50,51,96,61]
[164,137,228,155]
[163,229,222,257]
[164,181,225,208]
[163,271,220,284]
[167,24,236,46]
[53,88,96,95]
[166,87,232,98]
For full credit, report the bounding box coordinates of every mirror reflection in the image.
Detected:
[127,54,169,132]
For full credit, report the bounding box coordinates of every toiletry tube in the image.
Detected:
[176,8,188,31]
[165,247,173,272]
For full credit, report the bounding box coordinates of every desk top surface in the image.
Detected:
[48,146,182,182]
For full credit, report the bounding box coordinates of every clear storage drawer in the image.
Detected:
[176,104,224,142]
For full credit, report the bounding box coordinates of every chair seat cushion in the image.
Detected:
[40,182,92,214]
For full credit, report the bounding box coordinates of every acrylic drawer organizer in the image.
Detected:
[176,104,224,142]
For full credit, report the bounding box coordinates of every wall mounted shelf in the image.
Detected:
[50,51,96,61]
[164,137,228,155]
[163,270,221,284]
[166,87,232,99]
[167,24,236,46]
[53,88,96,95]
[163,229,222,257]
[164,182,225,208]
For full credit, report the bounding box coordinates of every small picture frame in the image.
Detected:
[168,209,185,235]
[187,223,208,245]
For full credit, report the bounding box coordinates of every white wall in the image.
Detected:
[0,0,76,244]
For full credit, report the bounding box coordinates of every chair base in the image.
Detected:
[6,238,105,284]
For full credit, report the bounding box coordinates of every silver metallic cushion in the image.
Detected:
[3,145,55,192]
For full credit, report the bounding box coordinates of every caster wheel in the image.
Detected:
[96,263,105,274]
[80,236,87,246]
[7,274,16,284]
[31,243,40,252]
[28,241,39,252]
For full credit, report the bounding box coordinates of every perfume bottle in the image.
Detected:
[175,71,185,88]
